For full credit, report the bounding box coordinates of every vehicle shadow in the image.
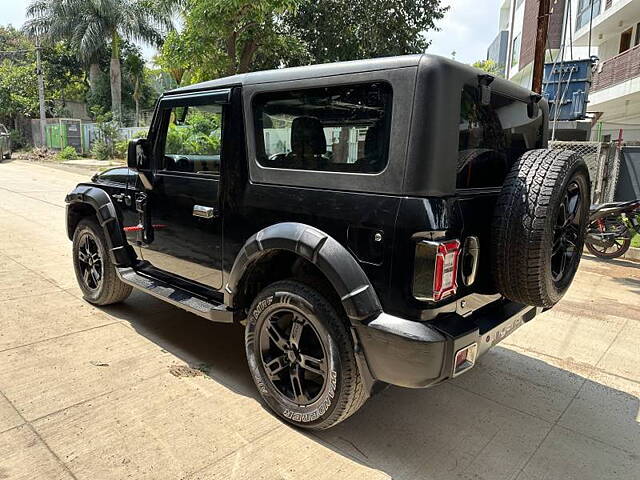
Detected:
[100,292,640,480]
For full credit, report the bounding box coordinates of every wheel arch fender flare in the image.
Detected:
[225,222,382,323]
[65,185,135,266]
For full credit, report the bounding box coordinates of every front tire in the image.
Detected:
[72,218,132,305]
[245,280,367,430]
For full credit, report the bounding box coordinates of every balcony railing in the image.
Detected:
[591,44,640,92]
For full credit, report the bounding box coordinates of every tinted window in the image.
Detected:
[162,104,223,175]
[458,86,543,189]
[254,82,392,173]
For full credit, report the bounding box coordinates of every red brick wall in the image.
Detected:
[520,0,566,70]
[592,45,640,92]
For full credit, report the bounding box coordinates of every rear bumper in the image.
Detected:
[355,300,540,388]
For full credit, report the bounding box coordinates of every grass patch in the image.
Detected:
[632,233,640,249]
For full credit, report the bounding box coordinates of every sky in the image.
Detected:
[1,0,501,65]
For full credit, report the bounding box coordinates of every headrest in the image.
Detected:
[291,116,326,156]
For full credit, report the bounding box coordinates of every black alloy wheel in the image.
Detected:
[551,180,583,284]
[245,280,367,430]
[72,218,132,305]
[77,231,104,291]
[259,308,328,406]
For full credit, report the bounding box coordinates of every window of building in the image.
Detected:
[162,104,223,175]
[576,0,601,30]
[253,83,392,174]
[457,86,543,189]
[635,23,640,46]
[511,34,521,68]
[620,28,633,53]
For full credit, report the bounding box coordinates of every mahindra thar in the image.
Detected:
[66,55,590,429]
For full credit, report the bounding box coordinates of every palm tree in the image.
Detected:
[25,0,174,123]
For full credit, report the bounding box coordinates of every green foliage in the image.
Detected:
[91,140,112,161]
[158,0,302,82]
[471,59,505,78]
[287,1,448,64]
[90,108,120,159]
[25,0,177,122]
[156,0,447,84]
[56,146,79,160]
[86,43,157,121]
[632,233,640,249]
[166,110,221,155]
[114,139,129,159]
[0,26,86,129]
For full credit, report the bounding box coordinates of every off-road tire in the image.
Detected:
[72,218,132,305]
[245,280,367,430]
[492,149,590,308]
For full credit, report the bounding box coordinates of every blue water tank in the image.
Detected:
[542,58,595,121]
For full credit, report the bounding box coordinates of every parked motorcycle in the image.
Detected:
[585,200,640,259]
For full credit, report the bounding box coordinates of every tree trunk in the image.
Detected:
[88,63,100,94]
[110,32,122,124]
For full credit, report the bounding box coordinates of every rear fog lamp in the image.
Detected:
[453,343,477,377]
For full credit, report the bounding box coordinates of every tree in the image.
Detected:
[25,0,175,123]
[285,0,448,64]
[157,0,303,83]
[0,26,85,130]
[471,59,505,78]
[88,43,157,125]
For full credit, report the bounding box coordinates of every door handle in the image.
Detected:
[193,205,217,219]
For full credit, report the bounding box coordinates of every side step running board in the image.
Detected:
[117,267,234,323]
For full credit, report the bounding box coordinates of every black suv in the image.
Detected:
[66,55,590,429]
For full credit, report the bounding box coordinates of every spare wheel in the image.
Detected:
[491,149,590,308]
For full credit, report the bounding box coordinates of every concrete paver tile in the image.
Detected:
[0,394,23,433]
[503,309,627,366]
[316,383,551,480]
[451,345,584,422]
[0,323,173,420]
[0,425,73,480]
[517,425,640,480]
[0,291,114,352]
[597,320,640,382]
[0,269,60,301]
[190,425,390,480]
[33,374,282,480]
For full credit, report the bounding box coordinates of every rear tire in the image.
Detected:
[245,280,367,430]
[72,218,132,305]
[492,149,590,308]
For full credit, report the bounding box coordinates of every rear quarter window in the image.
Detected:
[253,82,393,174]
[458,86,543,189]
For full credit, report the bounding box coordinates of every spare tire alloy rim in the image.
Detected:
[259,308,328,406]
[552,180,582,283]
[77,232,103,291]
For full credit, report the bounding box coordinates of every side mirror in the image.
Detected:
[127,138,149,171]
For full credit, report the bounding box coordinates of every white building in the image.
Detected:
[488,0,640,141]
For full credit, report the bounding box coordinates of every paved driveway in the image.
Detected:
[1,160,639,480]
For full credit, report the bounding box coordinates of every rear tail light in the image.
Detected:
[413,239,461,302]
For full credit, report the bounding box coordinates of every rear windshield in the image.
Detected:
[457,86,543,189]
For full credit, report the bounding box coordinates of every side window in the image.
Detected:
[458,86,542,189]
[253,82,392,174]
[162,104,223,175]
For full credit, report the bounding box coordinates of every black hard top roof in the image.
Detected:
[165,54,536,102]
[166,54,423,94]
